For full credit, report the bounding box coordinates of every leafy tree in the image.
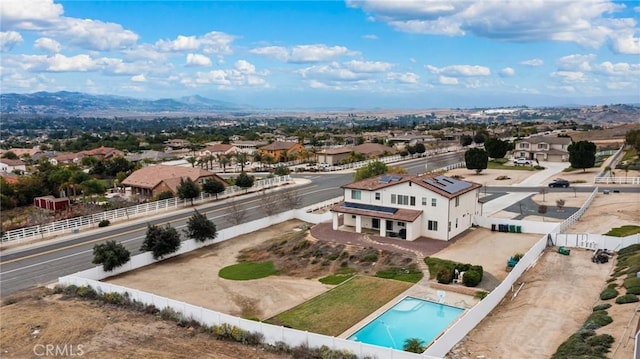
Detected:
[465,148,488,174]
[92,240,131,271]
[538,204,548,222]
[625,129,640,152]
[140,224,181,260]
[460,134,473,147]
[403,338,425,353]
[473,133,486,144]
[354,160,388,181]
[202,179,226,199]
[274,165,290,176]
[235,152,249,172]
[81,179,108,197]
[414,142,426,156]
[406,145,416,155]
[155,190,174,201]
[185,209,217,242]
[1,151,18,159]
[484,137,509,159]
[177,177,200,205]
[235,171,254,189]
[568,140,596,172]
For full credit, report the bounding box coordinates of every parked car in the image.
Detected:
[548,178,570,188]
[513,158,531,165]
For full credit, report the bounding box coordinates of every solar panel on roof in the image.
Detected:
[379,175,391,183]
[423,175,472,194]
[389,175,403,181]
[342,202,398,214]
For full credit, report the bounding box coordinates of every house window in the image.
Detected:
[538,144,547,149]
[351,190,361,200]
[519,143,529,149]
[375,192,381,200]
[448,221,451,232]
[391,194,396,204]
[372,218,380,229]
[431,198,437,207]
[397,195,409,205]
[410,196,416,206]
[352,215,356,219]
[455,196,459,207]
[397,222,405,227]
[428,220,438,231]
[455,218,458,228]
[422,197,427,206]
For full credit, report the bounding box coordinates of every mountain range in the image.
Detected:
[0,91,250,116]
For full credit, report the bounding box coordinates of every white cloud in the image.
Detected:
[44,18,138,51]
[592,61,640,76]
[551,71,586,83]
[298,63,363,81]
[557,54,596,71]
[186,53,212,67]
[386,72,419,84]
[188,60,267,88]
[200,31,235,55]
[156,35,200,52]
[343,60,393,73]
[249,46,289,61]
[289,44,353,63]
[362,34,378,40]
[1,0,63,30]
[500,67,515,77]
[426,64,491,76]
[348,0,639,53]
[0,31,23,51]
[47,54,98,72]
[131,74,146,82]
[438,76,458,85]
[34,37,62,53]
[520,58,544,67]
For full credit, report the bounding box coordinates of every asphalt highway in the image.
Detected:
[3,152,634,296]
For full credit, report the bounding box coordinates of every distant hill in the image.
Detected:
[0,91,250,116]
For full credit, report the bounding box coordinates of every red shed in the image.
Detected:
[34,196,70,211]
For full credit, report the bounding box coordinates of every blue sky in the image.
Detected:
[1,0,639,109]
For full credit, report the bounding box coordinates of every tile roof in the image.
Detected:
[202,144,236,153]
[330,202,423,222]
[121,165,222,189]
[0,158,25,166]
[321,147,353,155]
[260,141,300,151]
[342,173,482,199]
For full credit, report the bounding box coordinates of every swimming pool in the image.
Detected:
[348,296,464,350]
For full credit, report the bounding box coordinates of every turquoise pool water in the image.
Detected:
[348,296,464,350]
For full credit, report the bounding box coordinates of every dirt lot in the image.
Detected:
[0,289,289,359]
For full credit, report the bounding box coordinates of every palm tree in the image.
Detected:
[235,152,248,172]
[186,156,197,168]
[403,338,425,353]
[217,154,231,173]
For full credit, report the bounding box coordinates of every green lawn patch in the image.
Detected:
[621,149,638,163]
[375,267,423,283]
[268,276,411,336]
[319,267,356,285]
[218,261,279,280]
[605,225,640,237]
[487,161,535,171]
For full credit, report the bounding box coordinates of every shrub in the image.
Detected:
[618,243,640,256]
[437,267,454,284]
[586,334,614,349]
[2,297,18,306]
[362,252,378,262]
[584,311,612,329]
[103,292,125,305]
[92,240,131,272]
[592,303,611,311]
[616,294,639,304]
[599,287,619,300]
[462,270,482,287]
[623,277,640,289]
[155,190,174,201]
[98,219,110,227]
[160,307,183,322]
[75,285,98,299]
[626,286,640,295]
[474,291,488,300]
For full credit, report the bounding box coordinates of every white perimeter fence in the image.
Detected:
[2,175,292,243]
[58,197,436,359]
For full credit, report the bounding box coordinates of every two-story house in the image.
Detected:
[0,158,26,173]
[513,136,572,162]
[330,173,482,241]
[259,141,304,162]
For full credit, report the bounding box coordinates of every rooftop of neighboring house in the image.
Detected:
[0,147,42,157]
[201,143,236,153]
[352,143,396,156]
[320,147,353,155]
[80,146,124,157]
[518,135,572,145]
[121,165,223,189]
[0,158,26,166]
[52,152,84,162]
[125,150,175,162]
[342,173,482,199]
[260,141,300,151]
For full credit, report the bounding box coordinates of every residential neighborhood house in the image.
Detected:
[121,165,227,198]
[259,141,304,162]
[331,173,482,241]
[513,136,572,162]
[0,158,26,173]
